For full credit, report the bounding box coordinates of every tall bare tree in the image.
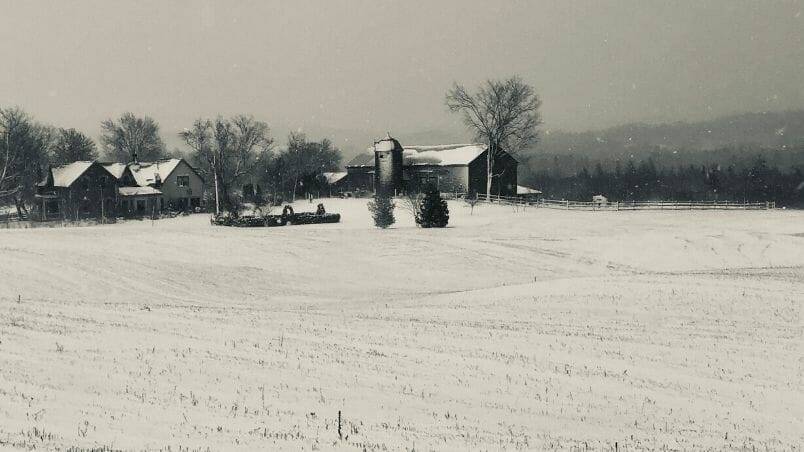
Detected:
[0,107,53,216]
[100,112,165,163]
[51,128,98,165]
[281,132,342,201]
[180,115,273,213]
[446,76,542,199]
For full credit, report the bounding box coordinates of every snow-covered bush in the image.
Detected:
[368,193,395,229]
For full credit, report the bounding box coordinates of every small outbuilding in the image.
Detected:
[593,195,608,206]
[321,171,348,196]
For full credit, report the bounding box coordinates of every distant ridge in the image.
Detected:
[527,110,804,159]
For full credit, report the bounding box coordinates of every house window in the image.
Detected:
[177,175,190,187]
[46,200,59,214]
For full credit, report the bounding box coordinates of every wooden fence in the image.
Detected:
[441,193,776,211]
[0,211,27,225]
[534,199,775,211]
[0,211,120,229]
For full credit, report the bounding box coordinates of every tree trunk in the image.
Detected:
[213,169,220,215]
[14,195,25,218]
[486,142,493,201]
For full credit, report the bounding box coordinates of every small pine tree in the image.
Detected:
[368,193,395,228]
[416,189,449,228]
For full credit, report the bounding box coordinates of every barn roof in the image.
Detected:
[403,144,486,166]
[346,153,375,168]
[346,143,488,168]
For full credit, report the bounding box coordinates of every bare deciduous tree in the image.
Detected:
[446,76,542,199]
[1,107,53,217]
[399,190,424,221]
[464,192,479,215]
[281,132,342,202]
[51,128,98,165]
[181,115,273,214]
[100,112,166,163]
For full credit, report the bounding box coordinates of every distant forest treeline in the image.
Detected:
[518,110,804,206]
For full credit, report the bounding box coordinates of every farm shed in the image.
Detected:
[593,195,608,206]
[321,172,349,196]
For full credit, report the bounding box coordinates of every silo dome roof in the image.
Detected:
[374,133,401,152]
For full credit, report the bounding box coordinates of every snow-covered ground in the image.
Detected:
[0,198,802,450]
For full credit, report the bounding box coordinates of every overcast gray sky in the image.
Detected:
[1,0,802,152]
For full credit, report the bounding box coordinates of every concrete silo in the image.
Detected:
[373,133,404,195]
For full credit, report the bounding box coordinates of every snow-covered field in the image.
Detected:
[0,199,802,451]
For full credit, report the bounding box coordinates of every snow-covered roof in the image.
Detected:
[403,144,486,166]
[101,162,127,179]
[517,185,542,195]
[346,143,487,168]
[48,161,95,187]
[346,153,375,167]
[128,159,182,186]
[322,172,347,184]
[118,186,163,196]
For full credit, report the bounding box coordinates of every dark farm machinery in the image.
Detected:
[210,204,340,227]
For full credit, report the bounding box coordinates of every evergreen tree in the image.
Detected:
[623,160,639,200]
[368,192,395,229]
[592,162,607,196]
[747,156,770,201]
[416,188,449,228]
[705,164,722,200]
[518,148,803,207]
